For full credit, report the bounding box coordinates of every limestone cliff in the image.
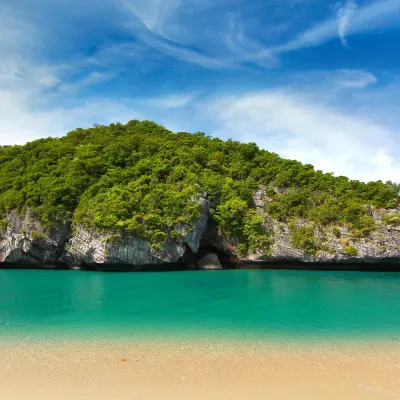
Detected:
[0,198,211,268]
[211,187,400,263]
[61,198,210,266]
[1,191,399,269]
[0,211,69,264]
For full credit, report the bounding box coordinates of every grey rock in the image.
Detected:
[177,198,210,254]
[61,228,186,266]
[197,253,222,270]
[253,186,272,208]
[0,211,69,264]
[60,197,211,266]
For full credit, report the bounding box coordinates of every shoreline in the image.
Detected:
[1,257,400,272]
[2,327,400,349]
[1,339,400,399]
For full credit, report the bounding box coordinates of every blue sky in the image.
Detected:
[1,0,400,182]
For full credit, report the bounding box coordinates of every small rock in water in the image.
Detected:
[197,253,222,270]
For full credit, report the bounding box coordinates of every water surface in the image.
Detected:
[1,269,400,344]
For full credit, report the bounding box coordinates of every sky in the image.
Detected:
[1,0,400,182]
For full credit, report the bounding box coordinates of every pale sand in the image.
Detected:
[1,340,400,400]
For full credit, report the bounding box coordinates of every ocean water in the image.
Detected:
[0,269,400,345]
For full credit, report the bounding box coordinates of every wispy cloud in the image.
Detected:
[270,0,400,55]
[144,36,234,69]
[285,69,378,92]
[118,0,236,69]
[332,69,377,89]
[141,92,200,109]
[115,0,400,69]
[59,71,119,92]
[120,0,182,38]
[116,0,278,69]
[336,0,358,47]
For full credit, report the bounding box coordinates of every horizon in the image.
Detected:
[1,0,400,182]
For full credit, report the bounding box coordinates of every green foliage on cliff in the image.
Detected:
[343,246,358,256]
[0,120,398,250]
[0,218,7,233]
[290,225,320,256]
[383,213,400,227]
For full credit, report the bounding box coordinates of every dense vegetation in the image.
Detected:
[0,120,399,253]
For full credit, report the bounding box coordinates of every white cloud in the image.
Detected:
[0,6,128,145]
[0,88,143,145]
[337,0,358,47]
[208,90,400,182]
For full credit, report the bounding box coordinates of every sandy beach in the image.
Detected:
[1,340,399,400]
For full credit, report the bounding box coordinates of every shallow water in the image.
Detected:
[0,269,400,344]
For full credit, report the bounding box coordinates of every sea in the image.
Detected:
[1,269,400,346]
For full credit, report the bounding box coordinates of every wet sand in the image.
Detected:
[1,340,400,400]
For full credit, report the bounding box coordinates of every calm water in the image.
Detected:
[1,269,400,344]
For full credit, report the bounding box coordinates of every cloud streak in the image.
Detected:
[120,0,183,38]
[337,0,358,47]
[332,69,377,89]
[243,0,400,64]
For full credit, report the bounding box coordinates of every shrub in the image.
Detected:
[243,212,271,254]
[31,230,44,240]
[308,203,339,225]
[266,186,276,198]
[290,226,320,256]
[0,218,7,232]
[343,246,358,256]
[383,213,400,227]
[351,216,376,238]
[332,227,341,238]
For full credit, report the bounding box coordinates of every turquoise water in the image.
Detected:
[1,269,400,344]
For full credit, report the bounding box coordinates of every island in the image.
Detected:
[1,120,399,271]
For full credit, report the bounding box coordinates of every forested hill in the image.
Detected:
[0,120,399,262]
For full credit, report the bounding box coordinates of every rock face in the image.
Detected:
[0,198,211,267]
[61,228,190,266]
[1,191,400,268]
[197,253,222,270]
[212,188,400,263]
[0,211,69,264]
[60,198,210,266]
